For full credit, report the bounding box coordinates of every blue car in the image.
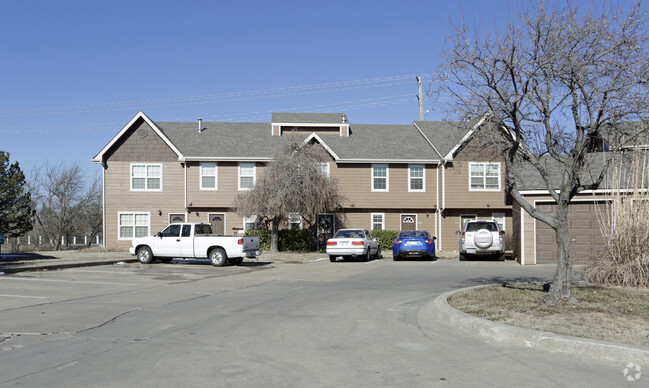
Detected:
[392,230,436,261]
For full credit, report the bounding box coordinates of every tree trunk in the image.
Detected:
[270,217,279,253]
[543,202,577,305]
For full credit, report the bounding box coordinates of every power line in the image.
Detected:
[0,74,427,116]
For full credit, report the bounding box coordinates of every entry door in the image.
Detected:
[209,214,225,235]
[401,215,417,231]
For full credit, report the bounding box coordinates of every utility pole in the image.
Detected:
[416,76,424,121]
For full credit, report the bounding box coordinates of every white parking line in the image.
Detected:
[0,294,46,299]
[1,278,136,286]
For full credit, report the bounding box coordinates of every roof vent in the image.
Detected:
[342,114,348,124]
[198,118,203,133]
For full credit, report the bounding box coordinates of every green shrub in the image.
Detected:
[371,230,399,251]
[245,229,314,252]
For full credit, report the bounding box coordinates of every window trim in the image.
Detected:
[468,162,501,191]
[371,212,385,230]
[130,163,162,192]
[371,164,389,192]
[238,162,256,191]
[408,164,425,192]
[317,162,330,177]
[288,213,302,230]
[492,212,506,231]
[118,211,150,240]
[200,162,218,190]
[243,214,257,231]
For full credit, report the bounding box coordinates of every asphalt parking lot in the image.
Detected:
[1,256,643,387]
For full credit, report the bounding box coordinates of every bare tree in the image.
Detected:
[440,2,649,304]
[233,140,346,252]
[30,164,101,250]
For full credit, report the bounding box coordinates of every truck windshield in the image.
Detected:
[194,224,213,235]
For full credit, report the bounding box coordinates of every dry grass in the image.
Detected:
[584,153,649,287]
[449,283,649,346]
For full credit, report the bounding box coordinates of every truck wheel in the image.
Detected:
[209,248,228,267]
[459,252,466,261]
[329,255,336,262]
[498,253,506,261]
[137,246,154,264]
[159,258,172,263]
[231,257,244,266]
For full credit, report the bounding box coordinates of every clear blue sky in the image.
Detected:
[0,0,536,178]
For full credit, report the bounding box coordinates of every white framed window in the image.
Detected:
[371,213,385,230]
[244,215,257,231]
[200,162,218,190]
[288,213,302,230]
[469,162,501,191]
[372,164,389,192]
[317,162,330,177]
[118,212,150,239]
[131,164,162,191]
[239,163,256,190]
[408,165,425,192]
[492,212,505,231]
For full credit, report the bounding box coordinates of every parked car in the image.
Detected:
[456,220,505,261]
[392,230,436,261]
[129,223,261,266]
[326,229,381,262]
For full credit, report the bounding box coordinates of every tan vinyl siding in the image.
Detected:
[333,163,438,209]
[186,162,266,208]
[340,210,436,233]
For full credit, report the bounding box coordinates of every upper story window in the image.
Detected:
[119,212,149,239]
[408,165,425,192]
[317,163,330,177]
[200,162,218,190]
[131,164,161,191]
[239,163,256,190]
[372,164,389,192]
[469,162,501,191]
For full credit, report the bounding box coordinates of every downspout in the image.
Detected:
[101,161,106,248]
[184,161,188,219]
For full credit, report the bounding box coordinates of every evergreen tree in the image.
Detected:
[0,151,34,237]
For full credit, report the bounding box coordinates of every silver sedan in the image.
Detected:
[326,228,381,262]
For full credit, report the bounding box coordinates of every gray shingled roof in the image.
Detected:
[414,120,476,158]
[272,112,346,124]
[154,119,443,162]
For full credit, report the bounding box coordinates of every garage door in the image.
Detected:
[535,202,609,264]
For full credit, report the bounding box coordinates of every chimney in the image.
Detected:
[342,113,348,124]
[198,118,203,133]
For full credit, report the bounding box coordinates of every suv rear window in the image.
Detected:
[466,222,498,232]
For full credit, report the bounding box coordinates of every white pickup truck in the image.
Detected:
[129,223,261,266]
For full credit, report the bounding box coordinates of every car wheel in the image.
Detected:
[137,246,154,264]
[459,252,466,261]
[329,255,336,262]
[209,248,228,267]
[364,249,371,262]
[376,249,382,260]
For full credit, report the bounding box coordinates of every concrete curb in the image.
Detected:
[0,259,139,274]
[428,285,649,365]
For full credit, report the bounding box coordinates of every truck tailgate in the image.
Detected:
[242,236,260,251]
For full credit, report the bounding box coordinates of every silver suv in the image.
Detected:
[457,220,505,261]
